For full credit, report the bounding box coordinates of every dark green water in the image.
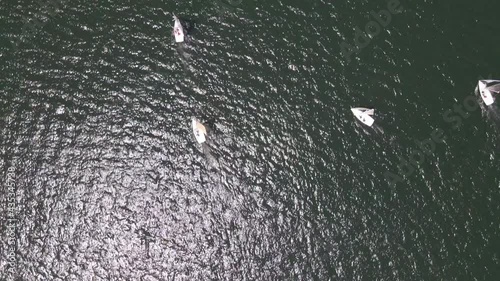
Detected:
[1,0,500,280]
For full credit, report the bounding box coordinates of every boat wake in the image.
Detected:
[176,45,192,73]
[372,124,385,134]
[480,104,500,133]
[202,143,221,171]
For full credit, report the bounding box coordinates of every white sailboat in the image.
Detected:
[351,107,375,126]
[192,118,207,143]
[478,80,497,105]
[173,15,184,43]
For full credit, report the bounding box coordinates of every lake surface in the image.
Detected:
[1,0,500,280]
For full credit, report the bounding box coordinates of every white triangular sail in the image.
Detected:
[352,107,373,114]
[481,79,500,84]
[486,82,500,93]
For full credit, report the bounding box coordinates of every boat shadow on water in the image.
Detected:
[178,17,196,35]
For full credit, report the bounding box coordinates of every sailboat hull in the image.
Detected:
[351,108,375,126]
[192,118,206,143]
[478,80,495,105]
[173,16,184,43]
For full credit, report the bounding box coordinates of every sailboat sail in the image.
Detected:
[486,82,500,93]
[196,122,207,134]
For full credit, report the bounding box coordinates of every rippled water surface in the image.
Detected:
[1,0,500,280]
